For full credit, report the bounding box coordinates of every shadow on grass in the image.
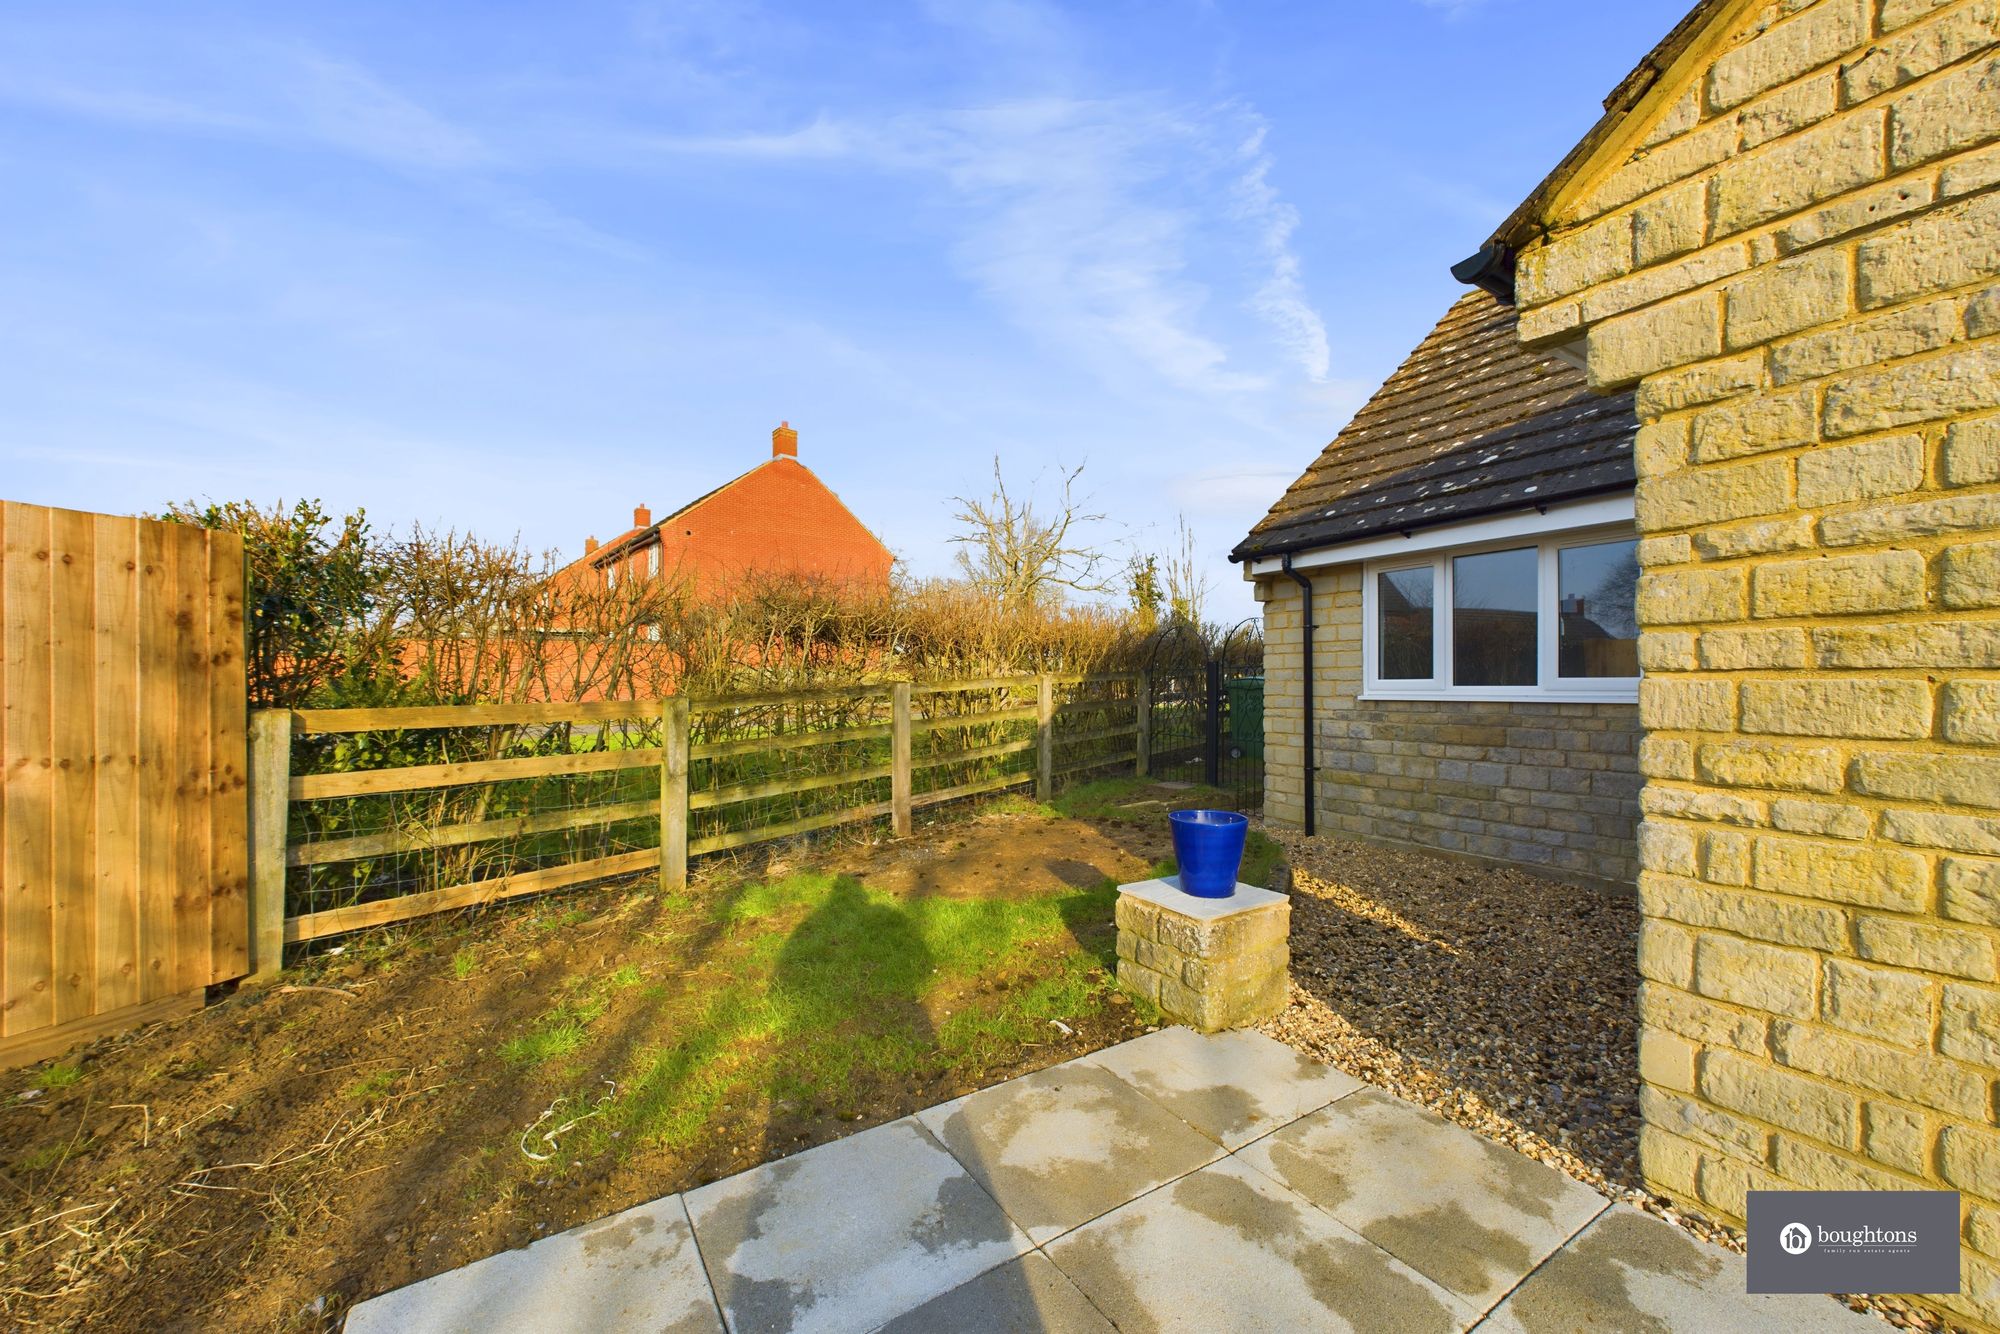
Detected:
[599,873,1103,1326]
[336,790,1234,1321]
[145,798,1181,1327]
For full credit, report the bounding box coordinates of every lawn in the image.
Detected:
[0,779,1273,1332]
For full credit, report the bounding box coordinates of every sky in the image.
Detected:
[0,0,1690,626]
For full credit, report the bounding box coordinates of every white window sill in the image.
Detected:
[1359,689,1639,705]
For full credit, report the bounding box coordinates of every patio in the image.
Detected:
[344,1027,1872,1333]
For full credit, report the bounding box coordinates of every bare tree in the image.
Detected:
[1161,514,1211,629]
[949,458,1114,607]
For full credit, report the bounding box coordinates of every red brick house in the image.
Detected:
[565,423,894,599]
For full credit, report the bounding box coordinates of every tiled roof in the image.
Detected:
[1230,289,1638,563]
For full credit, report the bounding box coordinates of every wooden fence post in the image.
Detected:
[1036,673,1054,802]
[891,682,913,837]
[1134,671,1151,779]
[661,697,689,891]
[246,709,291,983]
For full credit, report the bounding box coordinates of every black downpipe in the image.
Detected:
[1281,553,1315,837]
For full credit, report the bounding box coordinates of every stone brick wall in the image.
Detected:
[1511,2,2000,1325]
[1254,568,1642,890]
[1320,701,1641,890]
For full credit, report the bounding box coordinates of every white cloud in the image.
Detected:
[1231,121,1331,381]
[637,92,1333,400]
[0,37,656,261]
[922,98,1259,395]
[643,113,858,160]
[284,54,495,171]
[1167,465,1303,516]
[0,46,491,171]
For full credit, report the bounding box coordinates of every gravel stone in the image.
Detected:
[1257,831,1948,1333]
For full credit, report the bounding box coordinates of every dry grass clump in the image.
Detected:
[165,500,1237,710]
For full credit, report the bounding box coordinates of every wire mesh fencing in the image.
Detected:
[257,665,1264,949]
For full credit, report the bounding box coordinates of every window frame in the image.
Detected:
[1361,522,1640,703]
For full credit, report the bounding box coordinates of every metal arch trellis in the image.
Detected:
[1138,619,1206,673]
[1214,617,1262,669]
[1136,617,1264,809]
[1203,618,1265,802]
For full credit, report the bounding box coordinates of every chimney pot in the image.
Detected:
[585,535,599,554]
[634,503,652,528]
[772,421,798,458]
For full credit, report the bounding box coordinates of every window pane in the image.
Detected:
[1452,547,1538,686]
[1559,539,1640,678]
[1377,567,1434,679]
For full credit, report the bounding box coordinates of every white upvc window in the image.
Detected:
[1361,523,1640,703]
[648,544,662,577]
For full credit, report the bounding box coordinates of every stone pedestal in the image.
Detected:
[1114,879,1289,1033]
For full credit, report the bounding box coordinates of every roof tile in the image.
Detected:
[1231,290,1638,562]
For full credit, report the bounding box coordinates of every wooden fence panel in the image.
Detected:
[2,503,56,1037]
[49,505,96,1026]
[93,513,141,1015]
[207,539,250,982]
[0,500,247,1067]
[135,518,177,1002]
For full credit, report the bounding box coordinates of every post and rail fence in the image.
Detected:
[242,669,1255,971]
[3,497,1262,1066]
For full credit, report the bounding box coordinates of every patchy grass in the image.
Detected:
[499,962,663,1068]
[1240,831,1284,888]
[580,868,1152,1156]
[0,781,1240,1331]
[346,1069,401,1101]
[1054,777,1284,889]
[30,1062,82,1091]
[500,996,607,1067]
[14,1142,69,1173]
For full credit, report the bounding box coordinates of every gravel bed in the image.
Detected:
[1258,830,1950,1333]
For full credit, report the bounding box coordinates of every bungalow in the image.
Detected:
[1243,1,2000,1326]
[1233,289,1645,890]
[564,422,894,599]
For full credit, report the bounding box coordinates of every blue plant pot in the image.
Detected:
[1169,809,1249,898]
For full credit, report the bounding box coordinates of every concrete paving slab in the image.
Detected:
[1045,1155,1477,1333]
[1237,1087,1607,1311]
[1085,1025,1363,1148]
[1475,1204,1884,1333]
[685,1116,1030,1334]
[343,1194,720,1334]
[872,1251,1116,1334]
[915,1060,1223,1244]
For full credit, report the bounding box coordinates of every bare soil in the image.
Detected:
[0,793,1197,1333]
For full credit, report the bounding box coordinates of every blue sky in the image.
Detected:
[0,0,1687,624]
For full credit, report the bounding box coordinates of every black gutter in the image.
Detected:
[1450,244,1516,303]
[1281,552,1316,838]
